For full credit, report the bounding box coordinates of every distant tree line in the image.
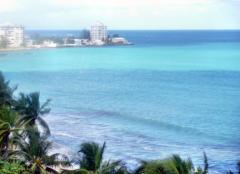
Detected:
[0,36,8,48]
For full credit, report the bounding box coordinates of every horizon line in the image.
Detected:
[26,28,240,31]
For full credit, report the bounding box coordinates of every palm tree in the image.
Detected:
[62,168,89,174]
[202,152,208,174]
[0,160,30,174]
[133,160,147,174]
[135,159,179,174]
[134,155,193,174]
[78,142,106,172]
[15,92,51,137]
[98,160,127,174]
[17,128,70,174]
[0,106,23,159]
[194,152,208,174]
[170,154,193,174]
[78,142,126,174]
[0,72,16,107]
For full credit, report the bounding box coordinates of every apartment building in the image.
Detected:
[90,22,107,42]
[0,24,24,48]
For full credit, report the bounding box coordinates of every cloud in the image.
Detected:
[51,0,214,8]
[0,0,239,29]
[0,0,22,13]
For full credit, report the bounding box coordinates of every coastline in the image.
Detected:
[0,47,36,53]
[0,44,133,53]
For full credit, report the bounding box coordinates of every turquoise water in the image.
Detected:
[0,31,240,173]
[1,43,240,71]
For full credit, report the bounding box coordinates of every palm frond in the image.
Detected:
[0,71,16,106]
[40,99,51,115]
[37,116,51,138]
[100,160,125,174]
[203,152,208,174]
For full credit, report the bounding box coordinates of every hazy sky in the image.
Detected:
[0,0,239,29]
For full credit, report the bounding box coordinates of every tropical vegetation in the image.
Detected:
[0,36,8,49]
[0,71,239,174]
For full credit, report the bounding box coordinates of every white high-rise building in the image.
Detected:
[0,24,24,48]
[90,22,107,42]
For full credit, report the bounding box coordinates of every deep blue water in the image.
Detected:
[1,30,240,173]
[27,30,240,45]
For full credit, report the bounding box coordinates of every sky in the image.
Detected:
[0,0,239,30]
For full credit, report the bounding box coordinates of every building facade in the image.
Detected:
[0,25,24,48]
[90,22,107,42]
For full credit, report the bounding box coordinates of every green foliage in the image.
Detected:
[78,142,106,172]
[17,128,70,174]
[99,160,127,174]
[0,106,18,128]
[194,152,208,174]
[65,37,75,44]
[0,106,21,159]
[0,71,16,107]
[134,155,193,174]
[143,160,177,174]
[15,92,51,137]
[78,142,126,174]
[0,160,30,174]
[31,35,64,45]
[0,36,8,48]
[202,152,208,174]
[170,155,193,174]
[194,167,203,174]
[63,169,89,174]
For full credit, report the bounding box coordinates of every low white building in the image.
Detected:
[0,24,24,48]
[90,22,107,42]
[42,40,58,48]
[111,37,129,45]
[91,39,105,46]
[74,39,82,46]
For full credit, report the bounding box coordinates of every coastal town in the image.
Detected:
[0,22,131,50]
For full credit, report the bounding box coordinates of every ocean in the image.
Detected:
[0,30,240,173]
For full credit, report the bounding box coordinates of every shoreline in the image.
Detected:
[0,44,133,53]
[0,47,37,53]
